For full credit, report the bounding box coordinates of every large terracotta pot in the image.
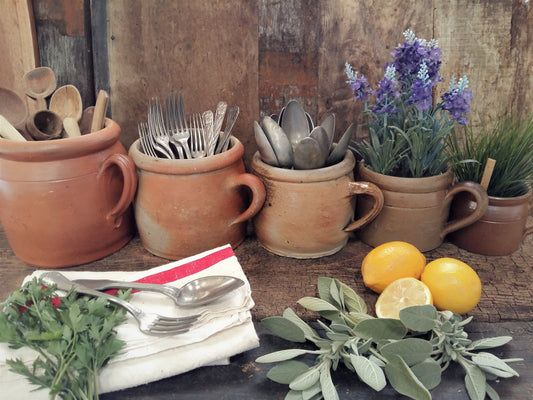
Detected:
[0,119,137,267]
[251,150,384,258]
[448,187,533,255]
[129,137,266,259]
[356,163,489,252]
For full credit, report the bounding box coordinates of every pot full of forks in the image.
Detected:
[128,93,266,259]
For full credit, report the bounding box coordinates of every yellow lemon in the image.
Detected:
[421,257,481,314]
[361,241,426,293]
[375,277,433,319]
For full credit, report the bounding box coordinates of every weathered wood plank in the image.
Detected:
[107,0,259,163]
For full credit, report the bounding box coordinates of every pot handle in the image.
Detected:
[441,181,489,239]
[524,195,533,240]
[229,173,266,225]
[344,181,384,232]
[97,153,138,228]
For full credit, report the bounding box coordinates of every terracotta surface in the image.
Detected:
[251,151,384,258]
[0,119,137,267]
[449,188,533,256]
[356,163,489,252]
[129,137,266,260]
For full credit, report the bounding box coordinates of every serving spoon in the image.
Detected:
[22,67,57,110]
[69,275,245,307]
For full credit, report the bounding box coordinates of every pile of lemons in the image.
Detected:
[361,241,482,319]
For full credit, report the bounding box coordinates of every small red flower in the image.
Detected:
[51,297,61,308]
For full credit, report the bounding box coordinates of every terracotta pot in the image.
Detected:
[448,187,533,255]
[0,119,137,267]
[251,150,384,258]
[356,163,489,252]
[129,137,266,259]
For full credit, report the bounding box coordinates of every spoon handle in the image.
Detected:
[72,278,179,299]
[0,115,27,141]
[90,89,109,132]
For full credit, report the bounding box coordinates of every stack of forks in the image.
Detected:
[138,92,239,159]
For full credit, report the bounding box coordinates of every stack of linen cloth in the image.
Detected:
[0,244,259,398]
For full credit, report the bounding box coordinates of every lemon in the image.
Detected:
[361,241,426,293]
[375,277,433,319]
[421,257,481,314]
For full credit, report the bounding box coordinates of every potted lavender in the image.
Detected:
[345,29,488,251]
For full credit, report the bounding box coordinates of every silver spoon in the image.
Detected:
[65,275,245,307]
[254,120,280,166]
[293,136,325,170]
[281,100,309,150]
[326,123,354,166]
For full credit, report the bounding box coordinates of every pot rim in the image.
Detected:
[251,150,355,183]
[0,118,119,162]
[129,136,245,174]
[486,185,532,204]
[358,161,454,192]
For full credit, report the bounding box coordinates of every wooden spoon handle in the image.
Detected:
[0,115,27,141]
[90,89,109,132]
[63,117,82,137]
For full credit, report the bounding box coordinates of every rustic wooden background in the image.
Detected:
[5,0,533,166]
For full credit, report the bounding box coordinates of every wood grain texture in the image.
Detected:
[107,0,259,163]
[0,0,39,113]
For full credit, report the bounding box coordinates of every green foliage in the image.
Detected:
[447,112,533,197]
[0,278,129,400]
[256,277,522,400]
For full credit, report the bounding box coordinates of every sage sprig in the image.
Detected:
[256,277,522,400]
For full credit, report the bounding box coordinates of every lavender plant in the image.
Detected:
[346,29,473,178]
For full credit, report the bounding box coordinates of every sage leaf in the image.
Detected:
[298,297,340,313]
[289,366,321,391]
[410,358,442,390]
[266,360,310,384]
[256,349,312,363]
[338,281,367,314]
[329,279,343,310]
[485,383,501,400]
[354,318,407,341]
[317,277,337,306]
[285,389,304,400]
[384,355,431,400]
[302,382,322,400]
[349,355,386,391]
[283,308,319,339]
[380,338,433,366]
[320,362,339,400]
[461,359,486,400]
[472,352,520,378]
[262,316,306,342]
[468,336,512,350]
[399,305,437,332]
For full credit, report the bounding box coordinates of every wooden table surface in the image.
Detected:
[1,225,532,399]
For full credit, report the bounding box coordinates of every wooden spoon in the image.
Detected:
[0,115,27,141]
[90,90,109,132]
[49,84,83,122]
[0,87,28,131]
[22,67,57,110]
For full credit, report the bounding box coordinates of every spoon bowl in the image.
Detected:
[0,87,28,130]
[22,67,57,110]
[71,275,245,307]
[49,84,83,122]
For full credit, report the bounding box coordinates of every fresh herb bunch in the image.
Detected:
[256,277,521,400]
[0,278,129,400]
[447,112,533,198]
[345,29,473,178]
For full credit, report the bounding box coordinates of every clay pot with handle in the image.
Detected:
[251,150,384,258]
[0,119,137,267]
[356,163,489,252]
[129,136,266,259]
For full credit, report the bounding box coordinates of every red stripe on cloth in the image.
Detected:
[104,246,235,295]
[135,246,235,284]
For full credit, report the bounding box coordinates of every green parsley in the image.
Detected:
[0,278,129,400]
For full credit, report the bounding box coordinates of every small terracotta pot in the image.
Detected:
[0,119,137,267]
[251,150,384,258]
[448,187,533,255]
[129,137,266,259]
[356,163,489,252]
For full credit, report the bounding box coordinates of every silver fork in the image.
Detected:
[41,272,200,336]
[167,92,192,159]
[148,97,175,159]
[190,113,207,158]
[138,122,157,157]
[164,92,184,159]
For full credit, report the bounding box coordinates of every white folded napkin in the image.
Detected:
[0,244,259,398]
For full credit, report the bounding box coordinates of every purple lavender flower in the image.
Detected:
[373,65,399,115]
[409,62,433,111]
[441,76,473,125]
[345,62,371,101]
